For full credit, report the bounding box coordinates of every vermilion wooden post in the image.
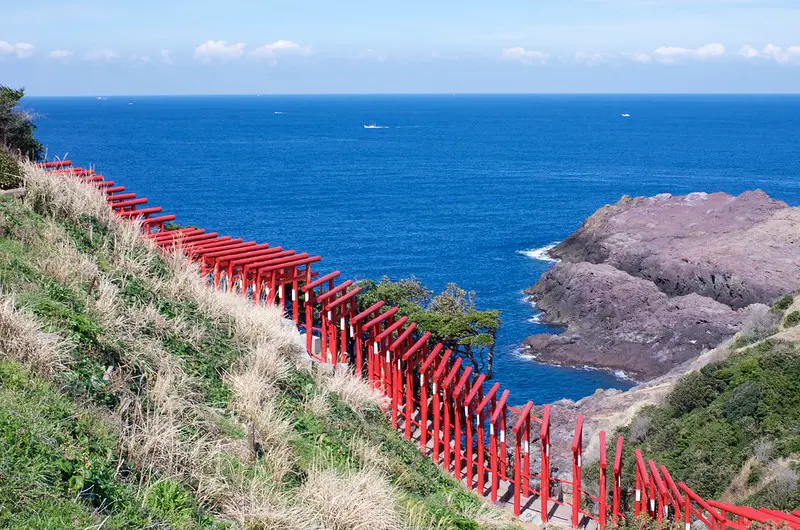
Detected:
[464,395,474,488]
[649,460,666,522]
[512,401,533,516]
[452,366,472,480]
[402,333,431,440]
[499,403,508,482]
[389,323,416,431]
[540,404,551,523]
[648,466,657,518]
[442,358,463,474]
[305,289,316,355]
[599,431,608,530]
[683,491,692,530]
[418,344,443,453]
[431,350,453,465]
[464,374,486,491]
[634,449,649,518]
[660,465,684,522]
[351,301,384,380]
[572,415,584,529]
[474,382,497,495]
[325,287,361,365]
[514,424,522,517]
[489,389,509,503]
[612,436,624,525]
[372,315,407,426]
[362,307,399,390]
[523,416,531,497]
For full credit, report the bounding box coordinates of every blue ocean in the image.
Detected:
[25,94,800,404]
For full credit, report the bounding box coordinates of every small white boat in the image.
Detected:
[621,113,631,117]
[363,123,385,129]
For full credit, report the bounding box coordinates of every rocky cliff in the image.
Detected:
[523,190,800,380]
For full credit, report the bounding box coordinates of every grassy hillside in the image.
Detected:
[614,296,800,511]
[0,163,511,529]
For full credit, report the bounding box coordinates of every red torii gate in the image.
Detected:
[302,271,341,361]
[323,284,362,364]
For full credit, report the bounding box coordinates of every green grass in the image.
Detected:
[0,360,220,529]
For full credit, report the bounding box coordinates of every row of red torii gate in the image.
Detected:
[38,159,800,530]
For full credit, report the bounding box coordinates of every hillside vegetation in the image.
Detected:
[0,162,510,529]
[615,295,800,511]
[0,85,42,189]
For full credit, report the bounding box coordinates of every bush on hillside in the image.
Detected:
[618,339,800,509]
[667,369,724,416]
[0,85,42,161]
[0,148,22,190]
[771,295,794,314]
[785,311,800,328]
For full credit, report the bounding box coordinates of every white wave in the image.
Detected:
[528,312,544,324]
[517,242,561,263]
[273,111,285,115]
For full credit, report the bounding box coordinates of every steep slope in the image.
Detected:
[0,164,510,529]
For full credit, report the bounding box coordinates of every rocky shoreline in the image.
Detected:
[522,190,800,381]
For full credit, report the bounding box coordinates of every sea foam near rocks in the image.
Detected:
[517,242,561,263]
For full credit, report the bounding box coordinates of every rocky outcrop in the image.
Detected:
[523,262,758,379]
[550,191,799,309]
[523,190,800,380]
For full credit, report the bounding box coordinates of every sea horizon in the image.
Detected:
[26,92,800,98]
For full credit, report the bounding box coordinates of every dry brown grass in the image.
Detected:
[0,298,68,376]
[321,368,387,414]
[298,465,404,530]
[21,162,113,226]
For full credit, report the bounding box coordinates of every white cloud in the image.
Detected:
[0,41,35,59]
[501,47,548,64]
[130,54,151,63]
[85,48,119,61]
[250,40,312,59]
[740,44,800,64]
[739,45,760,59]
[49,49,73,61]
[194,40,246,62]
[358,48,388,62]
[652,43,725,63]
[160,49,172,64]
[574,52,608,65]
[628,52,653,63]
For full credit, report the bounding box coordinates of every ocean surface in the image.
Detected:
[25,94,800,404]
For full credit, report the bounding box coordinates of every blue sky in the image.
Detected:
[2,0,800,95]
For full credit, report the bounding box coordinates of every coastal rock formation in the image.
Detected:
[551,190,799,308]
[523,190,800,380]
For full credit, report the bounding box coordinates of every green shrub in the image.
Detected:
[0,148,22,190]
[723,380,761,421]
[0,85,42,161]
[785,311,800,328]
[771,295,794,314]
[619,339,800,507]
[667,370,724,416]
